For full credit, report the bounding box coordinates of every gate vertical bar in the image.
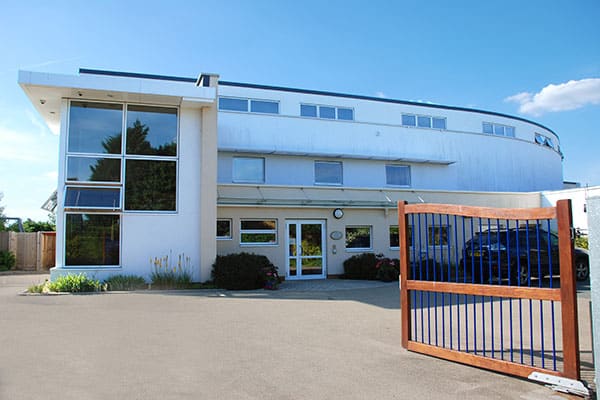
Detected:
[399,201,411,348]
[556,199,580,380]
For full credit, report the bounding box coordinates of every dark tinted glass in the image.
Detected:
[68,102,122,154]
[126,106,177,156]
[125,160,176,211]
[301,104,317,117]
[337,108,354,120]
[65,214,120,266]
[219,97,248,112]
[65,187,120,208]
[319,106,335,119]
[67,156,120,182]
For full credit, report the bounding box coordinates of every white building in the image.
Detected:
[18,68,564,282]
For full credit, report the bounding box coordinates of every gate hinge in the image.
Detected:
[528,372,590,398]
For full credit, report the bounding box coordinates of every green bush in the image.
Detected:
[0,250,16,271]
[343,253,379,280]
[27,282,46,293]
[47,273,102,293]
[150,252,193,289]
[212,252,276,290]
[575,235,588,250]
[105,274,147,291]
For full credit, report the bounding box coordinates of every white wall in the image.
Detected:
[217,85,563,192]
[542,186,600,233]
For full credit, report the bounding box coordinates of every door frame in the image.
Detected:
[285,219,327,280]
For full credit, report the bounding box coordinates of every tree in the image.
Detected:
[7,217,55,232]
[0,192,6,230]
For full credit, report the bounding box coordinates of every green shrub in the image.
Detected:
[575,235,588,250]
[375,256,400,282]
[47,273,102,293]
[27,282,46,293]
[343,253,379,280]
[212,252,276,290]
[150,252,193,289]
[0,250,16,271]
[105,274,147,291]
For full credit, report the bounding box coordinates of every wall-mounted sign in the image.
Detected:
[330,231,343,240]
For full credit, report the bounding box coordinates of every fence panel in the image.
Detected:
[399,200,580,380]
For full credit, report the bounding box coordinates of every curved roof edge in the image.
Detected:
[79,68,558,138]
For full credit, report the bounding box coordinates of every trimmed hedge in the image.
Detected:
[343,253,379,280]
[212,252,276,290]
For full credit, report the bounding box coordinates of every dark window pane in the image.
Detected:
[301,104,317,117]
[65,214,120,266]
[250,100,279,114]
[315,161,342,185]
[319,106,335,119]
[386,165,411,186]
[217,219,231,238]
[241,233,276,244]
[337,108,354,120]
[126,106,177,156]
[402,114,416,126]
[417,116,431,128]
[432,117,446,129]
[241,220,276,230]
[345,226,371,249]
[125,160,176,211]
[65,187,120,209]
[67,156,121,182]
[389,226,399,248]
[219,97,248,112]
[68,102,122,154]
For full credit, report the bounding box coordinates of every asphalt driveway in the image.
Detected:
[0,274,586,399]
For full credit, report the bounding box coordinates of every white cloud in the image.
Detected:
[0,125,58,162]
[505,78,600,116]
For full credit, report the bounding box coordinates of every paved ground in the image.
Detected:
[0,274,590,399]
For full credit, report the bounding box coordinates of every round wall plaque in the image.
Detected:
[330,231,343,240]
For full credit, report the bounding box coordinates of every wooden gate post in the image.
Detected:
[398,201,411,348]
[557,199,580,380]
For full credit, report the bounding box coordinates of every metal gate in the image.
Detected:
[399,200,580,380]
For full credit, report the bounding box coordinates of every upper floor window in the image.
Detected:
[68,101,123,154]
[126,105,178,156]
[386,165,411,187]
[402,113,446,130]
[314,161,343,185]
[301,104,354,121]
[233,157,265,183]
[483,122,515,138]
[535,133,555,149]
[219,97,279,114]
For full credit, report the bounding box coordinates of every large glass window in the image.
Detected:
[125,160,176,211]
[126,106,177,156]
[66,156,121,182]
[315,161,342,185]
[65,214,120,266]
[241,219,277,245]
[386,165,411,186]
[482,122,494,134]
[346,226,372,250]
[65,187,121,209]
[232,157,265,183]
[68,102,122,154]
[250,100,279,114]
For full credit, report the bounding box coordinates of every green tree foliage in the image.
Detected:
[6,217,55,232]
[0,192,6,230]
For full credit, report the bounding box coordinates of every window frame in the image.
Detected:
[345,225,373,251]
[63,212,122,268]
[217,219,233,240]
[232,156,265,184]
[64,185,122,211]
[66,99,180,215]
[314,160,343,186]
[218,97,249,112]
[389,225,413,250]
[300,103,354,121]
[249,99,280,114]
[240,219,278,246]
[428,226,449,247]
[385,164,411,187]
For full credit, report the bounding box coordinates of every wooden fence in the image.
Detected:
[0,231,56,271]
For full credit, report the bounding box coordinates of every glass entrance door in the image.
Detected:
[286,220,326,279]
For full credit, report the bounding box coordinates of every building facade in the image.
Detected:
[19,69,563,282]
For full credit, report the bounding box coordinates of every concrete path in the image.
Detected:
[0,274,583,400]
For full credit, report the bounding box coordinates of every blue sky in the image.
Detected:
[1,0,599,220]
